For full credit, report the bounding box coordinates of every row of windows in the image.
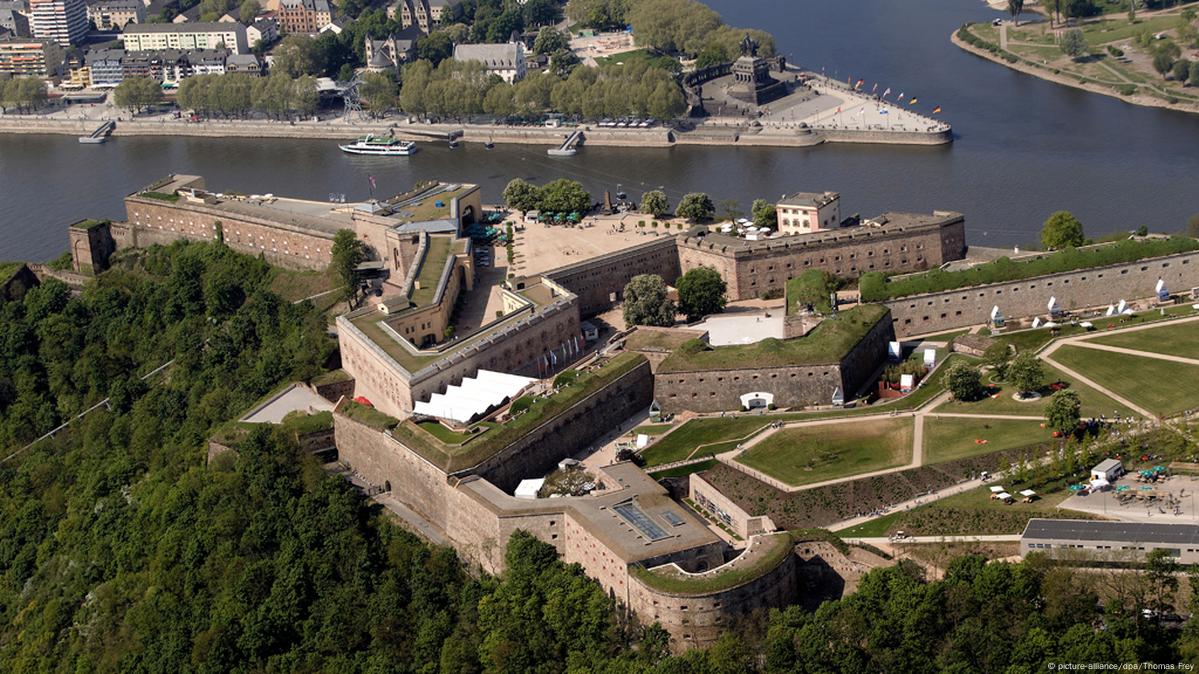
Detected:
[661,370,831,385]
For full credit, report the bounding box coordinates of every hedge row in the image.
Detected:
[957,25,1019,63]
[860,237,1199,301]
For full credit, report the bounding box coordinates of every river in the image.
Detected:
[3,0,1199,262]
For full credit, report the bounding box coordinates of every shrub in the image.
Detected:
[1107,45,1124,57]
[1117,84,1137,96]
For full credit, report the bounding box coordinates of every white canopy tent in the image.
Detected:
[413,369,536,425]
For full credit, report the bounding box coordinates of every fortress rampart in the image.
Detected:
[886,250,1199,337]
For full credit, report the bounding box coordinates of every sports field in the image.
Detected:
[736,418,913,487]
[1050,345,1199,418]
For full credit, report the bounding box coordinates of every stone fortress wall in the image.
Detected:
[653,309,895,414]
[546,236,683,315]
[886,250,1199,337]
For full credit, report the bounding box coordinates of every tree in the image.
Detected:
[675,192,715,223]
[330,228,366,309]
[1045,389,1081,435]
[751,199,777,229]
[716,198,740,222]
[640,190,669,218]
[271,35,320,78]
[1171,58,1190,81]
[1060,28,1087,59]
[483,82,517,117]
[113,77,164,113]
[239,0,259,22]
[622,274,675,326]
[533,26,569,55]
[1007,351,1045,398]
[539,179,590,213]
[1041,210,1085,249]
[946,362,984,402]
[502,178,541,212]
[359,71,398,116]
[675,266,727,322]
[1153,50,1176,78]
[1008,0,1025,25]
[1190,61,1199,87]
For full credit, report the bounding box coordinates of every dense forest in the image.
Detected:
[1,242,1197,671]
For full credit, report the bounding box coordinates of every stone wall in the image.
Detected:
[547,236,681,315]
[690,473,775,539]
[464,357,654,490]
[121,195,334,271]
[677,214,966,301]
[654,309,893,413]
[626,539,800,650]
[885,250,1199,337]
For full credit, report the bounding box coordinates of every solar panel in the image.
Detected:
[662,511,685,527]
[614,503,669,541]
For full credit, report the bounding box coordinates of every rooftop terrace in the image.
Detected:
[657,304,889,373]
[683,211,962,254]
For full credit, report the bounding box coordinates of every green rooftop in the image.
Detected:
[630,531,795,595]
[658,304,890,373]
[388,353,646,472]
[389,184,475,223]
[69,219,110,231]
[0,262,22,283]
[410,235,454,307]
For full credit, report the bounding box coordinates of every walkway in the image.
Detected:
[843,534,1020,545]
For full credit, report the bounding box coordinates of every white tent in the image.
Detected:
[923,348,936,368]
[989,485,1005,494]
[515,478,545,499]
[1090,478,1111,492]
[413,369,536,424]
[1032,317,1042,329]
[635,434,649,449]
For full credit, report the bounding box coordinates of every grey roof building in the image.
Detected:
[1021,518,1199,564]
[452,41,525,82]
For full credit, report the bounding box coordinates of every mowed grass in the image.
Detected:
[934,362,1140,419]
[1050,345,1199,418]
[1088,320,1199,361]
[922,417,1051,464]
[736,418,913,487]
[640,416,773,466]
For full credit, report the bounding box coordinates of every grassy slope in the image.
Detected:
[736,418,913,487]
[1051,345,1199,417]
[922,417,1051,464]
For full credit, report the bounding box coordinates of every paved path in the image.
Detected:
[844,534,1021,545]
[926,412,1045,421]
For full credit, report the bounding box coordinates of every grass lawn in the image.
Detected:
[922,417,1051,464]
[1050,345,1199,417]
[1078,14,1180,45]
[914,327,973,341]
[736,418,913,487]
[634,423,673,436]
[1087,320,1199,361]
[934,361,1140,419]
[593,48,680,71]
[641,416,773,466]
[994,306,1199,354]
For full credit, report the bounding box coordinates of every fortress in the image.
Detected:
[66,175,1199,649]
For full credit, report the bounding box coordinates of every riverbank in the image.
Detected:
[0,110,951,148]
[950,25,1199,117]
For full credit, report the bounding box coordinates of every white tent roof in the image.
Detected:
[989,485,1005,493]
[1019,489,1036,497]
[413,369,536,424]
[1090,478,1110,489]
[515,478,545,499]
[997,492,1013,500]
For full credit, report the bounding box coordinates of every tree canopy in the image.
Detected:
[640,190,670,218]
[1041,210,1085,250]
[1008,351,1046,397]
[676,192,715,223]
[946,361,984,401]
[1045,388,1082,434]
[622,274,676,326]
[676,266,727,322]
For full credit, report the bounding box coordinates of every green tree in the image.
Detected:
[946,362,984,402]
[1189,61,1199,87]
[113,76,164,113]
[1045,389,1082,435]
[533,26,569,55]
[675,266,727,322]
[640,190,669,218]
[1153,50,1176,78]
[359,71,398,116]
[676,192,715,223]
[239,0,260,22]
[539,179,590,213]
[1008,351,1045,398]
[716,198,741,222]
[271,35,320,78]
[1060,28,1087,59]
[984,342,1013,378]
[1041,210,1085,250]
[751,199,777,229]
[483,82,517,117]
[330,228,366,309]
[621,274,675,326]
[502,178,542,212]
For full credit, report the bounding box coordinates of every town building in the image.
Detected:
[86,0,143,30]
[363,26,419,71]
[0,0,30,37]
[776,191,841,235]
[388,0,459,33]
[452,41,526,82]
[29,0,87,46]
[121,21,249,54]
[84,46,123,85]
[245,17,277,47]
[0,36,62,75]
[224,51,259,74]
[1021,519,1199,565]
[275,0,329,34]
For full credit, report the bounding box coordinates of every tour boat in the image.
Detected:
[338,135,417,156]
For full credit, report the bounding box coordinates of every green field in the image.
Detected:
[922,417,1050,464]
[633,423,673,436]
[934,362,1140,419]
[1088,320,1199,361]
[641,416,773,466]
[1050,345,1199,417]
[736,418,913,487]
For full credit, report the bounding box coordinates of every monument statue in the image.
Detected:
[739,33,759,58]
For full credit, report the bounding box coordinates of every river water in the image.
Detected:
[3,0,1198,262]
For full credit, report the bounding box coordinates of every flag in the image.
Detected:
[932,105,942,114]
[871,82,878,93]
[909,97,918,105]
[855,78,864,89]
[882,87,891,98]
[836,106,841,113]
[369,175,377,191]
[897,92,904,101]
